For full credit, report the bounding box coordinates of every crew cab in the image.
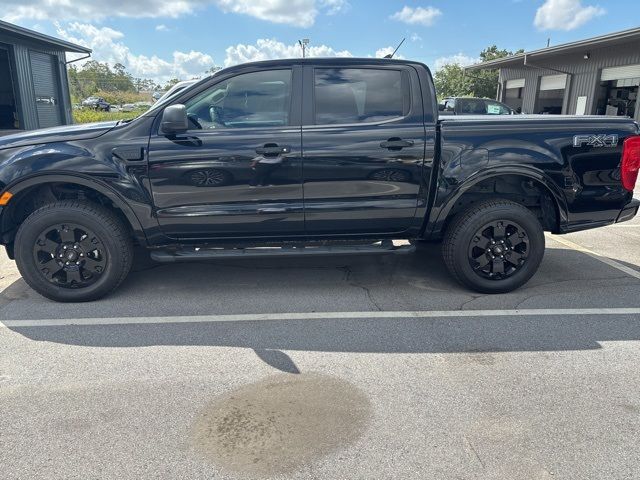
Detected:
[0,58,638,302]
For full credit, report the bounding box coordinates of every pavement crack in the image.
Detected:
[457,294,484,311]
[337,266,383,311]
[338,265,353,282]
[360,284,382,311]
[464,435,486,470]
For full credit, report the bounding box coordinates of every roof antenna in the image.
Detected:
[384,38,406,58]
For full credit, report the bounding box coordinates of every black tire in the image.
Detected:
[14,201,133,302]
[442,200,545,293]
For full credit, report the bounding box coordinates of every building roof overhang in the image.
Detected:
[0,20,91,54]
[466,27,640,71]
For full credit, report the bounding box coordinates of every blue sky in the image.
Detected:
[3,0,638,83]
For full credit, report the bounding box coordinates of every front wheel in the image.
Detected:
[442,200,545,293]
[14,201,133,302]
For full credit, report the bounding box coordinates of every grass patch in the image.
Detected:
[73,109,139,124]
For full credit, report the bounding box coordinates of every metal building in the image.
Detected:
[0,20,91,133]
[467,27,640,122]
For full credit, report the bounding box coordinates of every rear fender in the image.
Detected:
[425,165,568,237]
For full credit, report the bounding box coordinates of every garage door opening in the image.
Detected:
[535,74,567,114]
[503,79,524,113]
[0,46,19,131]
[595,65,640,120]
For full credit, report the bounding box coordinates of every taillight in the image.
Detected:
[621,135,640,191]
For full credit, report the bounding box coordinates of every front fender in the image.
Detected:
[1,172,149,246]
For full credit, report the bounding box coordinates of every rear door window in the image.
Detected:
[485,100,512,115]
[458,98,487,115]
[313,68,407,125]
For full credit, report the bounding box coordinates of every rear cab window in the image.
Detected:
[313,68,410,125]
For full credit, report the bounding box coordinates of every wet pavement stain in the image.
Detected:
[191,373,371,477]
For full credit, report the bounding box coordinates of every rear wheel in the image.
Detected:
[442,200,545,293]
[14,201,133,302]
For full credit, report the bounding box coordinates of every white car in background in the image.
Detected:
[156,80,198,104]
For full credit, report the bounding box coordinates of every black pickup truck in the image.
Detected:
[0,58,639,302]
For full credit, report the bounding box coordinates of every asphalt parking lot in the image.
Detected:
[1,204,640,479]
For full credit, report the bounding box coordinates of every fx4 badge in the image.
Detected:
[573,134,619,148]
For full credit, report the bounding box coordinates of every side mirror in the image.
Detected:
[161,104,188,134]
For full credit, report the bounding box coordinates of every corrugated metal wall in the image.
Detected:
[30,51,63,128]
[0,31,72,130]
[498,40,640,119]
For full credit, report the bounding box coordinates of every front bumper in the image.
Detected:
[616,198,640,224]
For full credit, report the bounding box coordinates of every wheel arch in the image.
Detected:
[425,166,568,239]
[1,173,148,249]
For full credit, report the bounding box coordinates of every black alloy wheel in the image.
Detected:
[467,220,530,280]
[15,201,133,302]
[33,223,107,289]
[442,200,545,293]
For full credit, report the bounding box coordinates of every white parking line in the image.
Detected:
[1,308,640,328]
[548,234,640,281]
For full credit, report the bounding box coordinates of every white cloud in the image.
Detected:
[374,46,404,59]
[56,22,214,83]
[321,0,350,15]
[224,38,352,67]
[214,0,316,27]
[390,6,441,26]
[2,0,348,27]
[155,24,169,31]
[534,0,605,31]
[410,33,423,43]
[434,53,479,71]
[2,0,194,22]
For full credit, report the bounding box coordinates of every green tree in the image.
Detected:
[433,45,524,100]
[471,45,525,98]
[434,64,473,99]
[163,78,181,90]
[67,61,143,103]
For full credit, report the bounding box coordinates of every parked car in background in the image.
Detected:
[156,80,198,104]
[133,101,153,110]
[81,96,110,111]
[439,97,516,115]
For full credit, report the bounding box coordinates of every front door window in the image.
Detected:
[184,70,291,130]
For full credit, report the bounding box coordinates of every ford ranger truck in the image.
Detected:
[0,58,638,302]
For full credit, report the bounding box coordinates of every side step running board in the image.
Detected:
[150,241,415,263]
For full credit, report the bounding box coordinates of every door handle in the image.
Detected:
[380,138,414,150]
[255,144,291,156]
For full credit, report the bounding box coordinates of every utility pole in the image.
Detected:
[298,38,310,58]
